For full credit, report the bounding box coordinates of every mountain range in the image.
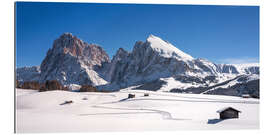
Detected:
[16,33,259,97]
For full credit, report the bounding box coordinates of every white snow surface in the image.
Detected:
[246,74,260,81]
[159,77,204,92]
[67,84,81,91]
[201,79,239,94]
[147,35,194,61]
[233,63,259,68]
[232,63,259,74]
[16,88,259,133]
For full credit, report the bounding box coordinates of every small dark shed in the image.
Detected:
[242,94,251,98]
[60,100,73,105]
[128,94,135,98]
[217,107,241,119]
[144,93,149,97]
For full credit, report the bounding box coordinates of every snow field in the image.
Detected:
[16,88,259,133]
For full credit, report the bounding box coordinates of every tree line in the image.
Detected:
[16,80,100,92]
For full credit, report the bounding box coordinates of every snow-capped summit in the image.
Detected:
[146,34,194,61]
[102,35,259,92]
[104,35,198,89]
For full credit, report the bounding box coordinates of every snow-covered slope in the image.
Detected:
[16,88,259,133]
[146,34,194,61]
[233,63,259,74]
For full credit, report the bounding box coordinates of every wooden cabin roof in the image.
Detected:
[217,107,241,113]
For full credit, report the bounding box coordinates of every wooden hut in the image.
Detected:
[128,94,135,98]
[217,107,241,119]
[82,97,88,100]
[241,94,251,98]
[60,100,73,105]
[144,93,149,97]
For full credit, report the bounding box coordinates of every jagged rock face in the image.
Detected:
[104,48,129,81]
[192,59,220,75]
[105,35,259,90]
[16,66,41,82]
[40,33,109,86]
[107,36,204,89]
[243,66,259,74]
[43,33,109,67]
[217,64,239,74]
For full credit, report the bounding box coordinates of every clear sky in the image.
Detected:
[16,2,259,67]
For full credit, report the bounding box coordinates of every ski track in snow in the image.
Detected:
[118,90,259,104]
[79,93,117,97]
[85,105,191,121]
[118,98,258,104]
[16,89,259,132]
[78,90,258,121]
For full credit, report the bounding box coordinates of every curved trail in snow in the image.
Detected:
[79,93,117,97]
[120,98,259,104]
[80,90,257,121]
[87,105,190,121]
[119,91,259,104]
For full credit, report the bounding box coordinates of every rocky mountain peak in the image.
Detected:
[49,33,109,65]
[60,32,74,39]
[17,33,259,95]
[114,48,128,59]
[146,34,162,42]
[39,33,110,86]
[117,47,127,54]
[145,34,194,61]
[51,33,85,57]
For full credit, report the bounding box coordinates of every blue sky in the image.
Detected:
[16,2,259,67]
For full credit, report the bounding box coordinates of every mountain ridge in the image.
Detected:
[16,33,259,97]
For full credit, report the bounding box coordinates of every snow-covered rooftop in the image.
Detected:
[217,107,241,113]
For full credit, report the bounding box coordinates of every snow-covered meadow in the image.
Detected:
[16,88,259,133]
